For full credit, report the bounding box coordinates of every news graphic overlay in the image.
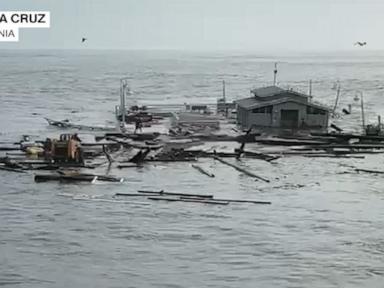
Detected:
[0,11,50,42]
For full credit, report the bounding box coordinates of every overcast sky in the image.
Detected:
[0,0,383,51]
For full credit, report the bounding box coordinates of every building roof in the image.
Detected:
[236,97,259,108]
[251,85,312,102]
[250,86,285,97]
[236,97,330,112]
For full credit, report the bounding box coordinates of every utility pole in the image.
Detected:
[120,78,130,125]
[308,79,312,97]
[359,91,365,132]
[222,80,226,103]
[273,62,278,86]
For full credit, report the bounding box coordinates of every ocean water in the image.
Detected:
[1,49,384,287]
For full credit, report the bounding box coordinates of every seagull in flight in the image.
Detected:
[81,37,87,43]
[354,41,367,47]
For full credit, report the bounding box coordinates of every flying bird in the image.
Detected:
[354,41,367,47]
[81,37,87,43]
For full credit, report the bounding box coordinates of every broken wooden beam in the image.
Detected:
[137,190,213,198]
[34,173,123,183]
[355,168,384,174]
[34,174,97,183]
[128,148,151,164]
[115,193,160,197]
[117,164,142,169]
[147,196,229,205]
[303,155,365,159]
[179,196,271,205]
[102,145,113,164]
[146,158,197,162]
[236,127,252,158]
[212,156,270,182]
[0,166,26,173]
[191,164,215,178]
[56,171,124,182]
[233,149,280,162]
[0,146,21,151]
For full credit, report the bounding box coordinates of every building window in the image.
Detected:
[307,106,326,115]
[252,105,272,113]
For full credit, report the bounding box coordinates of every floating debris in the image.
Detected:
[120,190,214,199]
[35,173,124,183]
[147,196,229,205]
[114,190,271,206]
[213,155,270,182]
[355,168,384,174]
[191,164,215,178]
[45,118,116,132]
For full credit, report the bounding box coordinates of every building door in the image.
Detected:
[280,109,299,128]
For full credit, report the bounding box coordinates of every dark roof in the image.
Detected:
[251,85,311,101]
[250,86,285,97]
[236,97,330,112]
[236,97,259,108]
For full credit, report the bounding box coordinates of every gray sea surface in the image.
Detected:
[1,49,384,287]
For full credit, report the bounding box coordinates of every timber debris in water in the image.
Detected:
[115,191,271,206]
[117,164,142,169]
[191,164,215,178]
[179,196,271,205]
[0,146,21,151]
[35,173,124,183]
[212,155,270,182]
[0,166,26,173]
[138,190,214,198]
[5,102,384,191]
[355,168,384,174]
[35,174,97,183]
[45,118,116,132]
[147,196,229,205]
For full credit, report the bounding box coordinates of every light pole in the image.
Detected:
[356,91,365,132]
[120,78,130,125]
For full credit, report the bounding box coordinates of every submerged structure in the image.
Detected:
[236,86,329,131]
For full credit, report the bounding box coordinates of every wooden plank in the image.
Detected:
[191,164,215,178]
[146,158,197,162]
[304,144,384,150]
[115,193,159,197]
[34,174,97,183]
[303,155,365,159]
[147,196,229,205]
[0,147,20,151]
[137,190,213,198]
[117,164,142,169]
[355,168,384,174]
[0,166,26,173]
[179,196,271,205]
[212,156,270,182]
[57,171,124,182]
